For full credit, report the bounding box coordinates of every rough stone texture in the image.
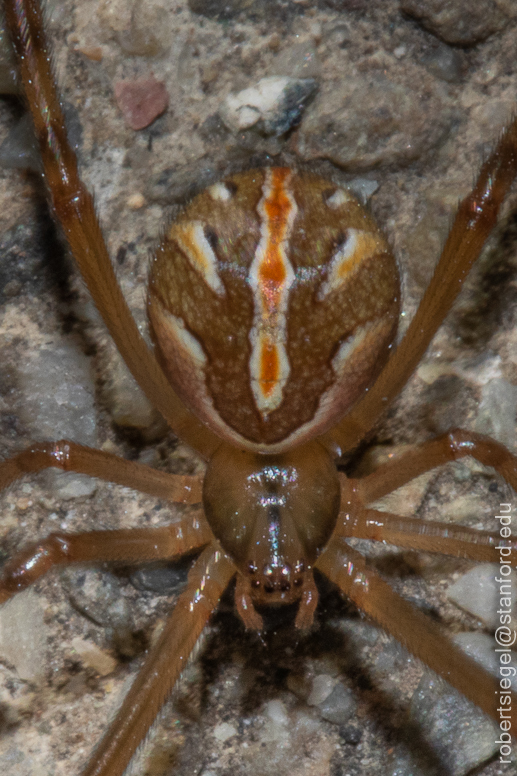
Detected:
[407,673,500,775]
[0,591,47,682]
[400,0,508,46]
[295,70,454,170]
[0,1,517,776]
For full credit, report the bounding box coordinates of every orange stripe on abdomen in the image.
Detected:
[249,169,297,417]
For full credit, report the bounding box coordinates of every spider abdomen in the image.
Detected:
[148,168,400,452]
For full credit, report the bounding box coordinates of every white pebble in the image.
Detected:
[0,591,48,682]
[213,722,237,742]
[447,563,517,629]
[221,76,317,136]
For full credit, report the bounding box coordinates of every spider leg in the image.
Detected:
[335,427,517,558]
[319,118,517,456]
[316,537,516,732]
[0,515,214,604]
[351,429,517,504]
[336,506,516,563]
[79,545,235,776]
[0,440,203,502]
[3,0,221,461]
[0,440,213,601]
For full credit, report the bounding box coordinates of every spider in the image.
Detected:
[1,1,517,775]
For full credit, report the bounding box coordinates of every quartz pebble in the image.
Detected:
[213,722,237,742]
[474,377,517,450]
[270,40,321,80]
[220,76,318,136]
[447,563,517,629]
[0,591,47,682]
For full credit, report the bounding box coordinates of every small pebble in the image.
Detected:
[453,632,517,692]
[78,46,104,62]
[70,637,117,676]
[260,699,290,743]
[61,568,131,630]
[421,44,465,83]
[127,192,146,209]
[270,40,321,79]
[318,682,357,725]
[114,75,169,131]
[15,336,98,499]
[220,76,318,136]
[347,177,379,204]
[213,722,237,742]
[307,673,336,706]
[104,352,168,441]
[447,563,517,629]
[474,377,517,449]
[0,591,47,682]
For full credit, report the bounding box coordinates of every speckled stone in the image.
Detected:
[401,0,507,46]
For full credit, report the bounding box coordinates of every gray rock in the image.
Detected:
[401,0,506,46]
[408,673,499,776]
[421,44,466,83]
[61,568,130,630]
[295,73,453,171]
[474,377,517,450]
[318,682,357,725]
[16,337,98,499]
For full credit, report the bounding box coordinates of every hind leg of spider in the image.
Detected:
[316,537,516,733]
[4,0,221,460]
[320,117,517,457]
[0,440,212,602]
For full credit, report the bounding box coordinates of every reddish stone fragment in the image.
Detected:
[114,75,169,130]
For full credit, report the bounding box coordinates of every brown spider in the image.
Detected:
[1,1,517,775]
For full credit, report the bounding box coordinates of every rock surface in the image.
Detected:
[0,1,517,775]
